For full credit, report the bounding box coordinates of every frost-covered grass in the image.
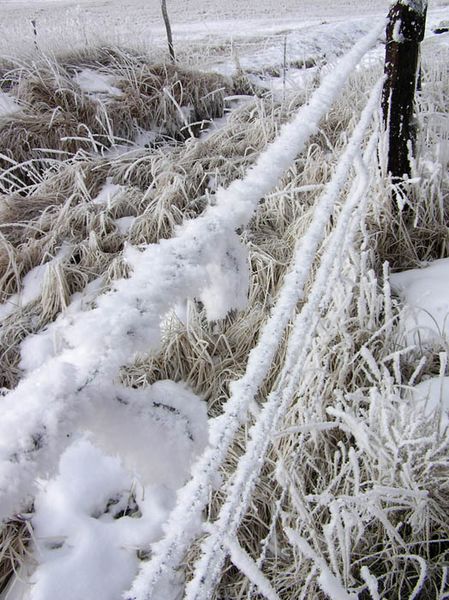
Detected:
[193,44,449,600]
[0,49,240,180]
[0,23,448,600]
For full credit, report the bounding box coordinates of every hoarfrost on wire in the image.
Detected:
[127,26,383,600]
[182,85,381,600]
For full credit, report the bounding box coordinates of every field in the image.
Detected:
[0,1,449,599]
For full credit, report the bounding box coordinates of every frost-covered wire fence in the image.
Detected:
[0,25,383,525]
[182,104,381,600]
[2,10,449,599]
[127,82,384,600]
[125,30,386,600]
[0,26,390,600]
[1,7,448,597]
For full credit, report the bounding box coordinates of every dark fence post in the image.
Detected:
[382,1,428,181]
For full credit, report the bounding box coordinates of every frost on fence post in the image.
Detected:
[381,0,428,181]
[161,0,176,63]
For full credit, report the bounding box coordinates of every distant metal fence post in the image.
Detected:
[382,1,428,181]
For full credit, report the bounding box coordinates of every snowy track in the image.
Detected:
[0,0,391,58]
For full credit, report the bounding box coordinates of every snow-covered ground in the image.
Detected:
[1,0,448,59]
[392,258,449,346]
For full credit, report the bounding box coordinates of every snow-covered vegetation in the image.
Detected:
[0,0,448,599]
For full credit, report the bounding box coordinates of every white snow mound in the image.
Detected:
[391,257,449,346]
[4,381,208,600]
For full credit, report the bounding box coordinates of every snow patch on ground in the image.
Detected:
[91,178,124,206]
[391,258,449,346]
[79,381,209,489]
[0,92,21,117]
[199,95,253,140]
[411,375,449,432]
[0,243,72,321]
[134,129,159,148]
[74,68,122,98]
[19,276,104,372]
[115,216,136,235]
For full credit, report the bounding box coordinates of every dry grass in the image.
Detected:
[0,49,242,192]
[0,519,33,595]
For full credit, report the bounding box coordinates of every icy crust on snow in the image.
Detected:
[391,258,449,345]
[3,381,207,600]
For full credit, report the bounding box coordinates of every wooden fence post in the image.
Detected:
[382,1,428,181]
[161,0,176,63]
